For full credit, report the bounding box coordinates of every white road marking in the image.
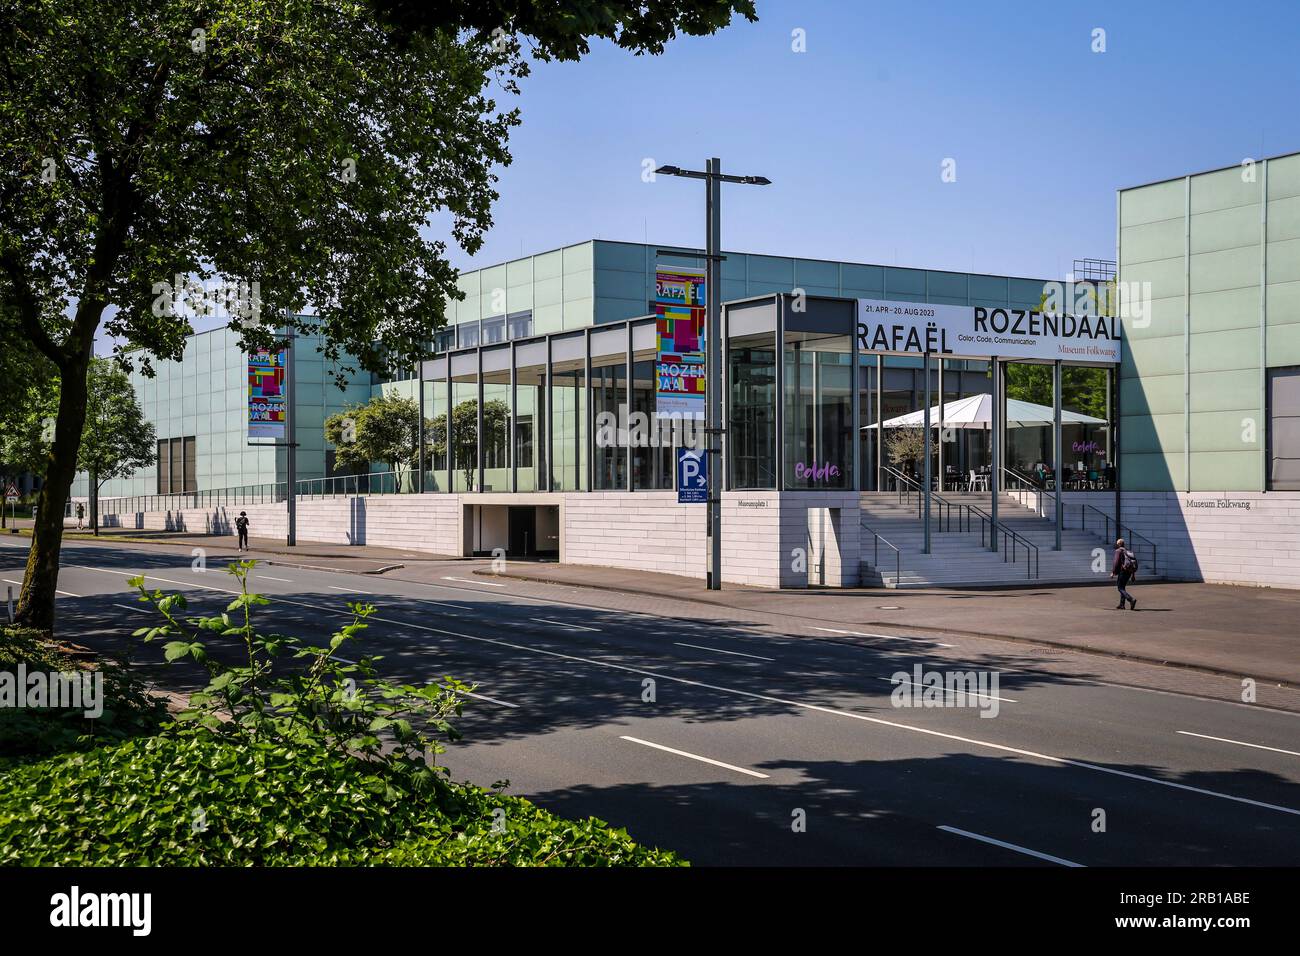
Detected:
[619,735,770,779]
[5,573,79,597]
[884,676,1017,704]
[255,575,293,583]
[1176,731,1300,758]
[61,563,1300,817]
[112,603,148,614]
[937,826,1084,867]
[443,576,505,587]
[329,585,374,595]
[462,689,519,709]
[674,642,775,662]
[530,618,600,632]
[813,625,955,648]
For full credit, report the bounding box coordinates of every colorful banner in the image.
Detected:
[655,265,707,417]
[247,348,287,440]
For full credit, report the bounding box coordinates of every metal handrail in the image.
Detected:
[966,501,1040,579]
[882,465,972,533]
[1001,466,1158,574]
[860,519,902,585]
[295,470,403,499]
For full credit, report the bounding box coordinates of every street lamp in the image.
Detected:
[655,158,770,590]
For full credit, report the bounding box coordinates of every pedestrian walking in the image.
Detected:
[75,502,85,529]
[1110,536,1137,610]
[236,511,250,552]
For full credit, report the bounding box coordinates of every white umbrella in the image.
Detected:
[863,393,1106,430]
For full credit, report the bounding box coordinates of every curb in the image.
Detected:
[479,568,1296,690]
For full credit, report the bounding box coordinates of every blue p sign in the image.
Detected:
[677,449,707,503]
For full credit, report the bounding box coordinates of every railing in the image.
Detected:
[1002,467,1158,574]
[967,502,1040,580]
[296,470,404,498]
[98,482,288,515]
[860,519,902,585]
[882,466,973,533]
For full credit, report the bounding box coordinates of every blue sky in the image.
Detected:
[451,0,1299,280]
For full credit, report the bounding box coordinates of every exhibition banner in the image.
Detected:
[856,298,1121,363]
[247,348,287,440]
[655,265,707,416]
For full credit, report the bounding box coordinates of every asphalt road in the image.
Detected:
[4,535,1299,867]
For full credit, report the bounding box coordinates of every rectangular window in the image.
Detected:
[1267,366,1300,491]
[156,440,170,494]
[183,437,197,492]
[507,311,534,340]
[482,316,506,345]
[155,436,197,494]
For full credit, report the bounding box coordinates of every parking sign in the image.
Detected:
[677,448,707,504]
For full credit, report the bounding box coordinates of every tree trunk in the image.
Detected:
[14,351,91,632]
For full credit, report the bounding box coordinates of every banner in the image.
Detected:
[655,266,707,417]
[247,348,287,440]
[856,298,1121,363]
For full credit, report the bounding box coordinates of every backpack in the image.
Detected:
[1121,549,1137,574]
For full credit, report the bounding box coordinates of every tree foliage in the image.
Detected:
[370,0,757,61]
[428,399,510,491]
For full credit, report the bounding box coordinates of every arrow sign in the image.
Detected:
[677,448,707,504]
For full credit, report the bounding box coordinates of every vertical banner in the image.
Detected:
[248,348,287,440]
[655,265,707,417]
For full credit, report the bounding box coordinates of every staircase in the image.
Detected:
[860,489,1143,589]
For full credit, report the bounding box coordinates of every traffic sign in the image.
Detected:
[676,448,707,504]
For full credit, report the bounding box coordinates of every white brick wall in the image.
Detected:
[1014,489,1300,589]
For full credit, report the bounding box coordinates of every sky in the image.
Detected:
[448,0,1300,280]
[94,0,1300,354]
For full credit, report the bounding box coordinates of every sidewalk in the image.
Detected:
[3,524,460,574]
[484,562,1300,687]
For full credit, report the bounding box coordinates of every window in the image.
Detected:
[507,310,534,340]
[1267,366,1300,491]
[457,321,480,349]
[482,316,506,345]
[156,436,197,493]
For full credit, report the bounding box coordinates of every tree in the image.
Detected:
[1,1,753,631]
[0,357,58,528]
[325,394,431,490]
[79,360,157,535]
[370,1,757,60]
[428,399,510,491]
[885,427,930,478]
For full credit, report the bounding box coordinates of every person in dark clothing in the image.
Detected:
[1110,537,1137,610]
[235,511,250,552]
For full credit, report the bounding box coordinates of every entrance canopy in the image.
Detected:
[864,393,1107,430]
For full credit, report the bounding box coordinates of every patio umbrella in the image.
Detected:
[863,393,1106,429]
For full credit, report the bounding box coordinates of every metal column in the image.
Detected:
[922,350,932,554]
[851,320,861,492]
[989,356,999,551]
[705,157,722,589]
[1053,359,1063,551]
[509,342,518,494]
[936,360,945,492]
[285,324,296,547]
[417,361,426,494]
[625,324,634,493]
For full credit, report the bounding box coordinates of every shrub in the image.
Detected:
[0,625,167,767]
[0,730,682,866]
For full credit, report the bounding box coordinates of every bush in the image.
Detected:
[0,732,682,866]
[0,626,167,767]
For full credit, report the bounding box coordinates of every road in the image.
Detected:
[3,534,1299,867]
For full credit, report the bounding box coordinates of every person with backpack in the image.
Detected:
[75,502,85,529]
[235,511,250,552]
[1110,536,1137,610]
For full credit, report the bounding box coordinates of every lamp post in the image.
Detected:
[654,159,770,591]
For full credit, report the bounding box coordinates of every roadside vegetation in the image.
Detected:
[0,562,682,866]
